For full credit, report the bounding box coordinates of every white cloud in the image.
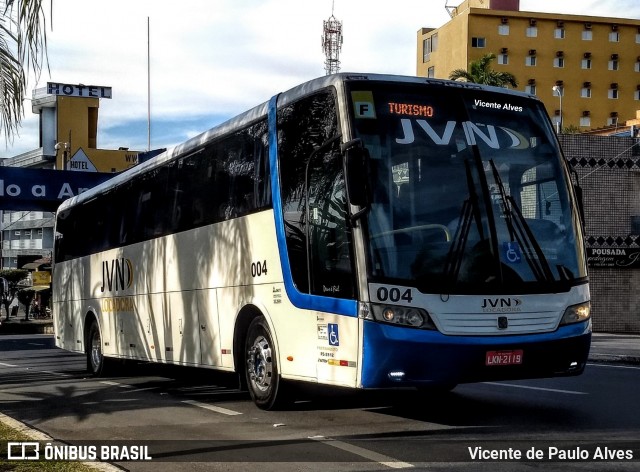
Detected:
[1,0,639,158]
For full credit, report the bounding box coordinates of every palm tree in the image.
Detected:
[0,0,49,142]
[449,53,518,88]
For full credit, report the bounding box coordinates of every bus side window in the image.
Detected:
[278,88,355,298]
[307,141,355,299]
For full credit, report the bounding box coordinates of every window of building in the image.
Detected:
[580,115,591,127]
[635,61,640,73]
[498,24,509,35]
[427,66,435,78]
[525,84,536,95]
[37,229,43,237]
[609,59,619,71]
[609,88,619,99]
[422,38,430,62]
[471,37,486,48]
[554,28,565,39]
[422,33,439,62]
[525,56,536,66]
[582,58,592,69]
[636,33,640,44]
[498,53,509,65]
[635,90,640,100]
[581,87,592,98]
[607,116,619,126]
[554,57,565,68]
[526,26,538,38]
[14,230,20,236]
[609,31,619,42]
[582,30,593,41]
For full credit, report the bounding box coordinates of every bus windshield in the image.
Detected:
[348,81,587,294]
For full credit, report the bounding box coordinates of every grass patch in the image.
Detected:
[0,421,99,472]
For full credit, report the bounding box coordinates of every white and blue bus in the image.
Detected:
[53,73,591,409]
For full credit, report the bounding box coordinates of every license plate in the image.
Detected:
[486,350,523,366]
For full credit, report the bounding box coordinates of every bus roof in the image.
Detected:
[57,72,536,213]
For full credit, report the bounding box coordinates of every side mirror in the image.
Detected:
[342,139,371,208]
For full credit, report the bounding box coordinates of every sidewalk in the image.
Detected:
[589,333,640,365]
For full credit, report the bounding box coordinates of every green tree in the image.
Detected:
[0,269,29,320]
[0,0,49,142]
[561,124,581,134]
[449,53,518,88]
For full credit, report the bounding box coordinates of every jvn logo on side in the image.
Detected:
[100,258,134,293]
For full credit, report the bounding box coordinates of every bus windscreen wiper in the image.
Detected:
[488,159,555,283]
[443,159,484,287]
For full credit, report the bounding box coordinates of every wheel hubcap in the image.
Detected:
[247,335,272,393]
[90,330,102,371]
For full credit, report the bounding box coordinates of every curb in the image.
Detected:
[0,321,54,335]
[0,412,123,471]
[588,354,640,366]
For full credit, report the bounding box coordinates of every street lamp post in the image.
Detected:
[552,85,563,133]
[54,142,70,170]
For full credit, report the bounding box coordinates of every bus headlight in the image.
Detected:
[560,301,591,326]
[370,304,436,330]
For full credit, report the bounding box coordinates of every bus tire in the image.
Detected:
[86,320,109,377]
[245,316,288,410]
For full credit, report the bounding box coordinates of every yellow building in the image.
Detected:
[31,82,139,172]
[417,0,640,130]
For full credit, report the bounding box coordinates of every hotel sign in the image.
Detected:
[46,82,112,99]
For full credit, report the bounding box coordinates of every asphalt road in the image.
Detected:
[1,334,639,471]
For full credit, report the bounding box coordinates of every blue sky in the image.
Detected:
[2,0,639,159]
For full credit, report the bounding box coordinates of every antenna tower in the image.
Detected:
[321,2,343,75]
[444,0,456,18]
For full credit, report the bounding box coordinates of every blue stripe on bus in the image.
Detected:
[268,95,358,317]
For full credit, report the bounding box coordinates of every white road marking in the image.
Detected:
[100,380,134,389]
[40,370,71,377]
[124,387,159,393]
[181,399,242,416]
[0,362,18,367]
[310,436,413,469]
[587,363,640,371]
[483,382,587,395]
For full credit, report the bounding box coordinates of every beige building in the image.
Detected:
[417,0,640,130]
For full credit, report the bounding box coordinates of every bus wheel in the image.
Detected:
[245,317,287,410]
[86,321,107,376]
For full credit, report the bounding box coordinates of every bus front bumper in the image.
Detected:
[360,320,591,388]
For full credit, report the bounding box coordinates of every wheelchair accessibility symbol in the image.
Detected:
[502,241,522,264]
[328,323,340,346]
